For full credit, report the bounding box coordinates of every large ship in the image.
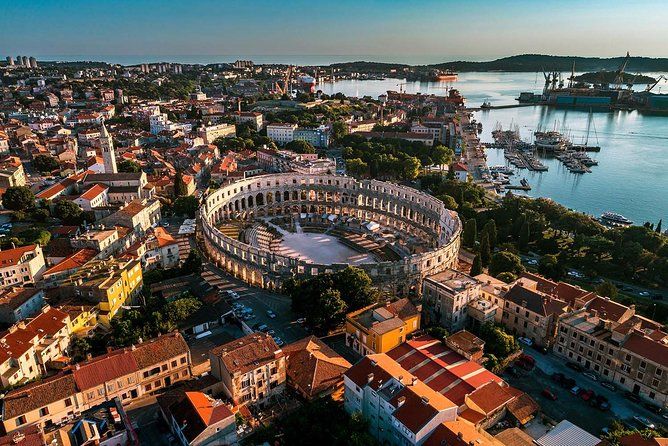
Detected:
[600,212,633,227]
[534,130,568,151]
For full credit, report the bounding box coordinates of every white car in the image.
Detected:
[296,318,306,324]
[266,310,276,319]
[517,337,533,346]
[633,416,655,429]
[226,290,240,299]
[583,371,598,381]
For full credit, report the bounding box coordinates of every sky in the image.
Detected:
[1,0,667,64]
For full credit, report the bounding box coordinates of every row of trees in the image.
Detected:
[341,135,454,181]
[476,195,668,287]
[283,266,377,333]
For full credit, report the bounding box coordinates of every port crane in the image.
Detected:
[611,52,631,89]
[646,75,667,92]
[396,82,408,94]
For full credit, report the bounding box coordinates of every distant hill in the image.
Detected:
[330,55,668,73]
[573,72,656,85]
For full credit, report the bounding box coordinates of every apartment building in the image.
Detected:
[124,227,180,270]
[0,306,71,388]
[0,162,26,189]
[343,335,535,445]
[1,332,191,433]
[500,280,569,347]
[209,332,286,407]
[555,296,668,406]
[158,390,237,446]
[70,227,120,258]
[197,123,236,144]
[58,258,143,327]
[73,183,109,211]
[266,123,298,145]
[293,126,330,148]
[0,244,46,289]
[83,172,153,203]
[422,269,481,332]
[0,287,45,324]
[101,198,162,234]
[345,298,421,356]
[235,111,263,131]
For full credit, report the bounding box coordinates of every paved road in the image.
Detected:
[200,262,309,345]
[525,348,665,427]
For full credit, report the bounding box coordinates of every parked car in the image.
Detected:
[296,318,306,324]
[516,359,534,371]
[257,324,269,332]
[226,290,240,299]
[273,336,284,346]
[600,381,616,391]
[583,371,598,381]
[505,366,519,377]
[633,416,655,429]
[624,392,641,403]
[570,386,581,395]
[560,377,577,389]
[517,337,533,346]
[580,389,595,401]
[595,395,610,411]
[266,310,276,319]
[566,362,583,372]
[651,294,664,301]
[639,291,650,297]
[643,402,663,415]
[552,372,565,383]
[531,344,548,354]
[541,388,558,401]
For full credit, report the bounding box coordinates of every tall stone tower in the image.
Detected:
[100,122,117,174]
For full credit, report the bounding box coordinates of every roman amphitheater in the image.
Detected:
[200,173,461,293]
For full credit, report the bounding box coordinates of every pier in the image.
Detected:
[467,103,536,111]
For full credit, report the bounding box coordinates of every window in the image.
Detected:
[39,407,49,417]
[640,361,647,370]
[638,372,645,380]
[16,416,26,427]
[171,360,177,368]
[65,398,72,407]
[180,357,186,364]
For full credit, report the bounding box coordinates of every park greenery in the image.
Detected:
[341,135,454,181]
[283,266,377,333]
[474,195,667,288]
[246,397,378,446]
[117,159,142,173]
[32,155,60,174]
[601,420,668,446]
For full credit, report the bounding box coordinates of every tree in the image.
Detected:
[497,272,517,283]
[595,281,618,299]
[463,219,477,247]
[313,288,348,331]
[32,155,60,173]
[483,219,497,250]
[426,326,449,341]
[538,254,566,280]
[69,337,93,362]
[2,186,35,211]
[401,156,421,180]
[489,251,525,277]
[164,297,202,324]
[173,170,188,197]
[345,158,368,177]
[286,140,316,154]
[334,266,376,310]
[470,254,483,276]
[479,231,491,266]
[438,194,458,211]
[118,159,141,173]
[173,196,198,217]
[657,219,663,234]
[54,200,83,225]
[519,219,531,249]
[479,323,519,359]
[180,249,202,275]
[331,121,348,142]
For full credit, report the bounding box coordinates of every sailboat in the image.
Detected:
[570,109,601,152]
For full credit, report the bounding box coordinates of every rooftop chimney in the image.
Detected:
[411,377,418,386]
[367,373,374,383]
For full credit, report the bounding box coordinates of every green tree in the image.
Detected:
[2,186,35,211]
[331,121,348,142]
[438,194,458,211]
[470,254,483,276]
[285,139,316,154]
[519,219,531,249]
[180,249,202,275]
[426,326,450,341]
[173,170,188,197]
[595,281,618,299]
[345,158,368,177]
[489,250,525,277]
[55,200,83,225]
[479,323,520,359]
[118,159,141,173]
[479,231,491,266]
[538,254,566,280]
[173,196,199,217]
[334,266,376,310]
[402,156,421,180]
[164,297,202,323]
[497,272,517,283]
[483,219,497,250]
[656,219,663,234]
[463,219,477,247]
[69,337,92,362]
[314,288,348,331]
[32,155,60,173]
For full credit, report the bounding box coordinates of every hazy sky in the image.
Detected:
[2,0,667,62]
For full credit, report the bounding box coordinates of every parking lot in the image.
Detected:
[504,347,667,435]
[201,263,309,346]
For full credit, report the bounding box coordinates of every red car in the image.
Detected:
[520,354,536,365]
[542,388,558,400]
[580,389,595,401]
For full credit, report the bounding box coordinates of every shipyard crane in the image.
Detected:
[567,62,576,88]
[396,82,408,94]
[612,52,631,89]
[646,75,667,92]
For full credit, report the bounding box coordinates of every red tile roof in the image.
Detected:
[79,183,108,201]
[0,244,39,266]
[466,381,514,415]
[624,331,668,368]
[43,248,98,276]
[210,332,283,375]
[73,350,138,390]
